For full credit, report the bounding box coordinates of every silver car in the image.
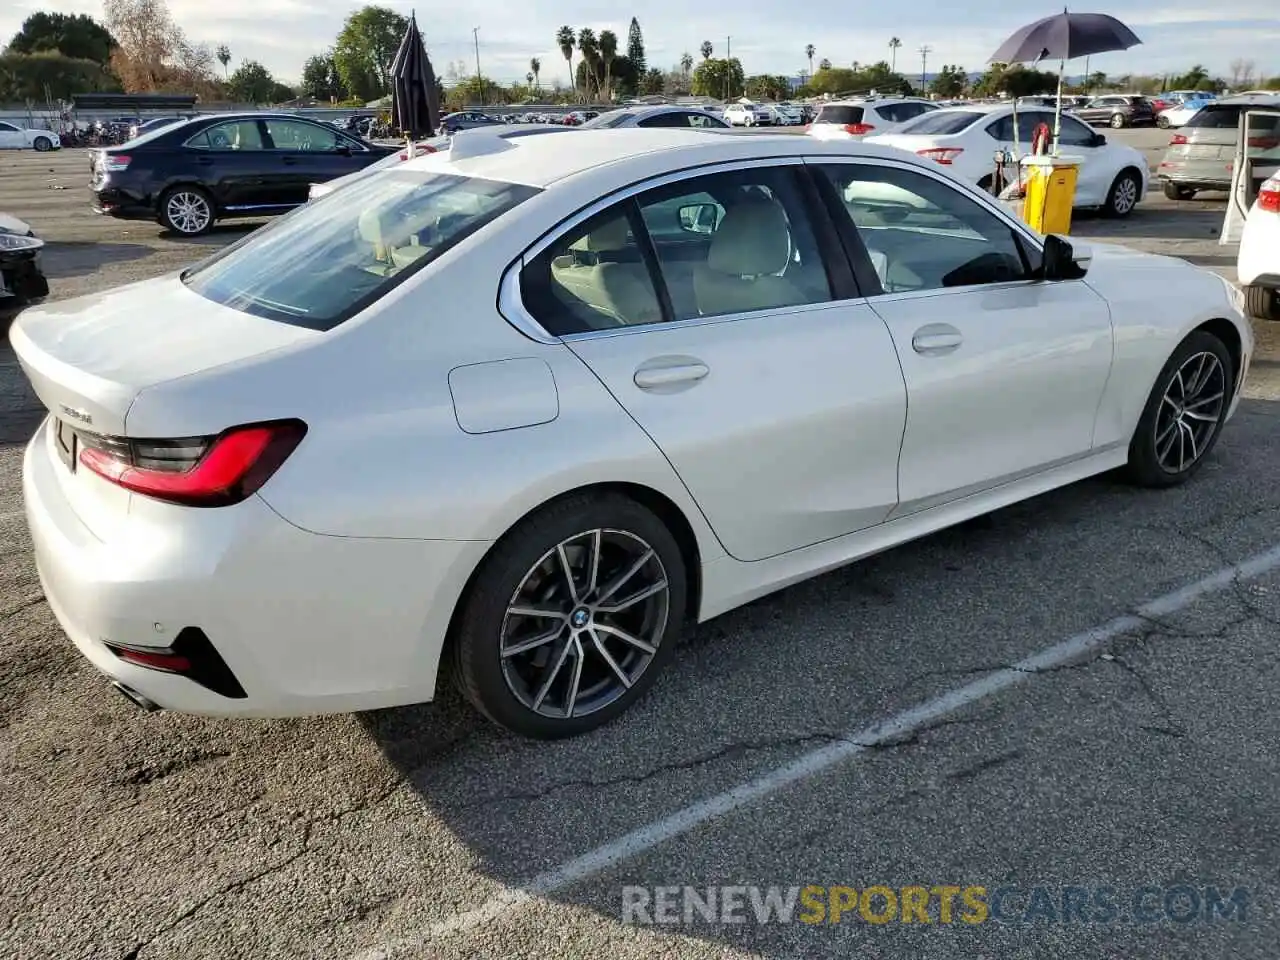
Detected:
[582,105,730,130]
[1158,94,1280,199]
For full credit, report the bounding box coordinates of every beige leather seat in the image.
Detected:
[693,198,805,316]
[550,216,662,327]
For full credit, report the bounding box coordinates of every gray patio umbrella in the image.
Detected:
[990,9,1141,153]
[390,12,441,140]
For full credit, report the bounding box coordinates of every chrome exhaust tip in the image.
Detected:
[112,680,161,713]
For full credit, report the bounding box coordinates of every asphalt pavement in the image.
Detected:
[2,142,1279,960]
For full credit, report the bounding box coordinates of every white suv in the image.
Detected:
[1238,172,1280,320]
[723,103,772,126]
[806,97,937,140]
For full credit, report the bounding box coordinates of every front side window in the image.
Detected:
[819,164,1033,293]
[0,122,17,132]
[688,113,726,128]
[187,120,265,151]
[263,118,344,151]
[1056,115,1098,147]
[184,170,538,330]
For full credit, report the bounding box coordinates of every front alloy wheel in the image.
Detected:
[453,494,687,738]
[1125,331,1232,487]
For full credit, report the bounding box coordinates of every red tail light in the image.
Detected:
[1260,182,1280,213]
[397,144,437,160]
[107,643,192,673]
[78,419,307,507]
[102,154,131,172]
[1247,136,1280,150]
[844,123,875,135]
[1170,134,1188,145]
[917,147,964,165]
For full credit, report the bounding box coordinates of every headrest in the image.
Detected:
[571,215,631,253]
[706,198,791,277]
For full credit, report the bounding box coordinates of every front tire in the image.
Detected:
[1157,115,1171,129]
[1245,285,1279,322]
[158,186,214,236]
[1105,169,1142,218]
[452,493,688,739]
[32,136,51,152]
[1124,331,1233,487]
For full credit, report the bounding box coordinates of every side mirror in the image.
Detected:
[335,143,352,156]
[1042,234,1090,280]
[678,202,721,235]
[1091,133,1107,147]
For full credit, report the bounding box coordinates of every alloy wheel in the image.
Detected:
[1154,350,1226,474]
[1112,175,1139,215]
[165,191,212,235]
[499,528,669,720]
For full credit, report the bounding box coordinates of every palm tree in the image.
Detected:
[680,52,693,77]
[819,58,831,71]
[598,30,618,102]
[578,28,600,101]
[852,61,861,73]
[556,26,576,95]
[216,44,231,80]
[530,56,541,91]
[700,40,713,61]
[805,44,815,79]
[889,37,901,73]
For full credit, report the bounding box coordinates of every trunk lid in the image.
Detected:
[11,275,316,437]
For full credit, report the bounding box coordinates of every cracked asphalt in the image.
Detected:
[3,147,1280,960]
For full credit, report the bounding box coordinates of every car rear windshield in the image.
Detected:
[582,111,634,128]
[815,105,865,125]
[182,170,539,330]
[895,110,984,135]
[1185,105,1244,128]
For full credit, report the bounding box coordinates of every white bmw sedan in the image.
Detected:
[12,129,1252,738]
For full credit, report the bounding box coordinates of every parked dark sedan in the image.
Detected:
[439,111,502,134]
[1074,95,1156,128]
[90,113,395,235]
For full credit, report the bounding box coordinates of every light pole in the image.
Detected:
[725,36,732,100]
[473,27,484,106]
[919,44,931,93]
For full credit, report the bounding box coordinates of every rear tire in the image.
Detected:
[1105,169,1142,218]
[1157,115,1170,129]
[1162,181,1195,201]
[158,185,214,236]
[1245,285,1280,322]
[1110,113,1127,129]
[1124,331,1233,487]
[452,493,688,739]
[33,136,51,152]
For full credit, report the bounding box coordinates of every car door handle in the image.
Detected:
[633,358,709,390]
[282,156,299,165]
[911,324,963,355]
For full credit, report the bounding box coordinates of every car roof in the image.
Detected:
[400,127,935,188]
[1214,93,1280,105]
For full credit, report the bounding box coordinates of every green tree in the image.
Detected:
[1172,64,1209,89]
[680,52,693,77]
[930,64,967,97]
[888,37,901,73]
[598,29,618,100]
[228,59,274,102]
[642,67,664,94]
[0,51,122,101]
[1086,70,1107,92]
[529,56,541,90]
[972,63,1056,98]
[691,57,743,98]
[700,40,713,60]
[577,28,599,100]
[627,18,645,78]
[805,44,815,78]
[556,25,575,94]
[301,53,346,101]
[7,12,117,65]
[269,81,295,102]
[744,74,790,101]
[215,43,230,79]
[333,5,407,101]
[819,58,832,71]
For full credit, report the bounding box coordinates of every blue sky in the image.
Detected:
[4,0,1278,86]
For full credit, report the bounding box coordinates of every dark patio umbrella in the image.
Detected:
[989,9,1141,154]
[390,12,441,140]
[989,10,1141,65]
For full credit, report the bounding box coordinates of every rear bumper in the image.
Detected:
[90,185,155,220]
[23,418,489,717]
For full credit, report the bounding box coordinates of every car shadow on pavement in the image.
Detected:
[40,241,153,279]
[349,398,1280,957]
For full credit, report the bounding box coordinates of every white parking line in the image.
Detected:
[351,542,1280,959]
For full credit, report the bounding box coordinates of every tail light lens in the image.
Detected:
[1170,134,1188,145]
[78,419,307,507]
[1247,136,1280,151]
[398,144,438,160]
[844,123,875,135]
[1260,181,1280,213]
[917,147,964,165]
[102,154,131,171]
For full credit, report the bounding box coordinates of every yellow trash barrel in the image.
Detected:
[1020,155,1081,235]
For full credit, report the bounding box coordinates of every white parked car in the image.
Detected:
[1157,99,1212,129]
[767,103,804,125]
[0,120,60,151]
[1238,171,1280,320]
[807,98,938,140]
[723,103,771,126]
[867,104,1150,216]
[12,130,1251,738]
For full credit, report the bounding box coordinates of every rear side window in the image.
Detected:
[897,111,983,135]
[815,105,865,125]
[1185,105,1242,129]
[582,112,634,128]
[183,171,539,330]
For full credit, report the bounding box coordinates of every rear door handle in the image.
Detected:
[633,358,710,390]
[911,323,963,355]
